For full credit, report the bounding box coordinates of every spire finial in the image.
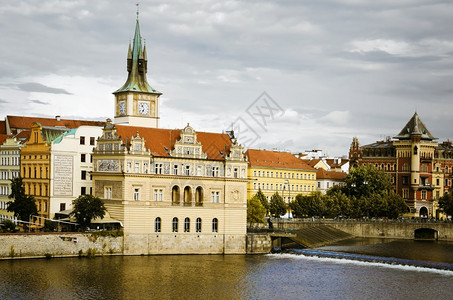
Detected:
[136,3,139,20]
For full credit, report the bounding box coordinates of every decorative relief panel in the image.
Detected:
[164,163,170,174]
[98,159,119,172]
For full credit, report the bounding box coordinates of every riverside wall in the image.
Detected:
[0,232,267,259]
[272,219,453,241]
[0,233,123,259]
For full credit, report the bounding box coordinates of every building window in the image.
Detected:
[211,191,220,203]
[421,190,427,200]
[254,182,257,190]
[402,176,409,185]
[81,187,86,195]
[195,187,203,205]
[212,218,218,233]
[135,163,140,173]
[172,217,178,232]
[185,165,190,176]
[90,137,95,145]
[184,217,190,232]
[212,167,219,177]
[154,189,163,201]
[317,182,321,188]
[105,187,112,199]
[155,217,161,233]
[81,170,87,180]
[134,188,140,201]
[81,154,86,162]
[196,217,202,233]
[197,166,202,176]
[253,171,256,176]
[403,189,409,199]
[172,186,180,204]
[60,203,66,212]
[80,136,85,145]
[174,165,178,175]
[155,163,162,174]
[436,178,440,186]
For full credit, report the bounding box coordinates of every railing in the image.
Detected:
[269,217,452,224]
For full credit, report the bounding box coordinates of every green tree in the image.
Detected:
[269,192,287,217]
[247,195,266,224]
[255,188,269,215]
[70,194,106,231]
[438,192,453,217]
[343,165,392,198]
[290,192,326,218]
[7,177,38,227]
[327,189,352,217]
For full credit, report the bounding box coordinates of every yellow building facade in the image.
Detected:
[20,123,52,226]
[246,149,317,203]
[92,121,248,254]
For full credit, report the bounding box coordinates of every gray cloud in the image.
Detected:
[0,99,8,103]
[1,1,453,156]
[17,83,71,94]
[29,99,50,105]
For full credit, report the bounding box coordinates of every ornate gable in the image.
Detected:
[170,124,207,159]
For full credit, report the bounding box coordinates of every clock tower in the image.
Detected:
[113,15,162,128]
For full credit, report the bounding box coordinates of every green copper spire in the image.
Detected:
[114,17,161,95]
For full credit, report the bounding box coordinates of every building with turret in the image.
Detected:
[90,16,248,254]
[349,113,453,218]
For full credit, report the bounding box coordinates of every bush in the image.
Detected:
[1,219,17,232]
[43,220,58,232]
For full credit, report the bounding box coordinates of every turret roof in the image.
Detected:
[114,19,161,95]
[394,112,436,141]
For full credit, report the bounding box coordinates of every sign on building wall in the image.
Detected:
[53,155,73,196]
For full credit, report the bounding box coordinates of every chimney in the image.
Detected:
[55,115,61,121]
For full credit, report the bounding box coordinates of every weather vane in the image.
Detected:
[136,3,139,19]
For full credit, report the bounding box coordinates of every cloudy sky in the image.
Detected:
[1,0,452,156]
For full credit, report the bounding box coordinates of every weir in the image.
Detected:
[270,225,353,250]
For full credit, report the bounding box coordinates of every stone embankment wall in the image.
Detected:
[272,219,453,241]
[0,232,268,259]
[0,233,123,259]
[246,234,272,254]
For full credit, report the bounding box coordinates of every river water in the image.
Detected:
[1,238,453,299]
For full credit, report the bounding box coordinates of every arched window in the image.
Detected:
[195,187,203,206]
[184,186,192,206]
[184,217,190,232]
[172,217,178,232]
[212,218,218,233]
[172,186,180,205]
[414,146,418,155]
[155,217,161,233]
[196,217,202,233]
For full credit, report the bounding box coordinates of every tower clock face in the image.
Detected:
[138,102,149,115]
[119,101,126,115]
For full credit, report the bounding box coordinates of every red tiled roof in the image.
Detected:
[307,159,321,167]
[15,130,31,143]
[325,158,349,168]
[245,149,315,171]
[6,116,105,131]
[115,125,232,160]
[316,168,347,180]
[0,134,7,145]
[0,121,6,134]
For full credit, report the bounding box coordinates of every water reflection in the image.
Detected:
[1,242,453,299]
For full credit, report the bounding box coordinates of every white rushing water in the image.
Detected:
[267,253,453,276]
